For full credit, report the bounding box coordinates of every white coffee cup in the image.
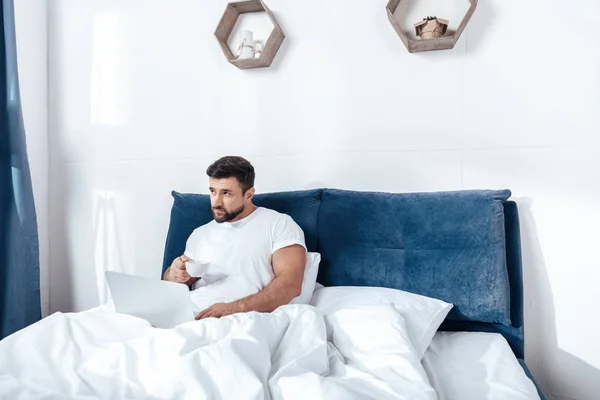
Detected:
[185,260,210,277]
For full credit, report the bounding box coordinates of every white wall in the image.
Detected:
[15,0,49,317]
[47,0,600,399]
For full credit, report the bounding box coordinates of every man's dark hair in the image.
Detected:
[206,156,255,193]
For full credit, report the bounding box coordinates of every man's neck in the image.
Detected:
[230,204,258,223]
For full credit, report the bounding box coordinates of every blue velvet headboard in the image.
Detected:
[162,188,525,358]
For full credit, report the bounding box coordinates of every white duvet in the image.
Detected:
[0,304,437,400]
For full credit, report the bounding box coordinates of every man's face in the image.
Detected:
[209,177,252,223]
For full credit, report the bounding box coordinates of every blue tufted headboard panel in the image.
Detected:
[161,187,525,358]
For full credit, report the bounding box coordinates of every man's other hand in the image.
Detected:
[166,255,192,283]
[195,302,240,320]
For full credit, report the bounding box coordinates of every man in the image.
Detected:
[163,156,307,320]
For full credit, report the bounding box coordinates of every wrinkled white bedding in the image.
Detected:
[422,332,541,400]
[0,304,437,400]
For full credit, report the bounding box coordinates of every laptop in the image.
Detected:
[105,271,195,329]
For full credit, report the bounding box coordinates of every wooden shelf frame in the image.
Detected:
[386,0,478,53]
[215,0,285,69]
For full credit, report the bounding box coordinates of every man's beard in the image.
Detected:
[212,203,245,223]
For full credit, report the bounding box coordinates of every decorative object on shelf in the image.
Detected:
[386,0,478,53]
[237,30,256,59]
[215,0,285,70]
[414,16,449,39]
[253,41,263,59]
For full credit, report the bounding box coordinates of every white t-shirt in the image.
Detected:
[184,207,307,292]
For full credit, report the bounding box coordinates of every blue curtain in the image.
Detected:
[0,0,41,339]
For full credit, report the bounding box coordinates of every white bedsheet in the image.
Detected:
[422,331,541,400]
[0,304,436,400]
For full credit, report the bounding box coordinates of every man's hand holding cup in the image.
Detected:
[167,255,192,283]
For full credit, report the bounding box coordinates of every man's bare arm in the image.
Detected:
[196,244,306,319]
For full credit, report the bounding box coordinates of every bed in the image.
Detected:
[163,187,546,399]
[0,187,546,399]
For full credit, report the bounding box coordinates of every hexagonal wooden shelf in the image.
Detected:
[386,0,477,53]
[215,0,285,69]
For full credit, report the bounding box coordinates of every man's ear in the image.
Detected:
[245,187,255,202]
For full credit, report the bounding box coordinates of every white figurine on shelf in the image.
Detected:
[237,30,255,59]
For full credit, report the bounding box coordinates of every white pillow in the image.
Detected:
[289,252,321,305]
[310,286,453,359]
[324,304,437,399]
